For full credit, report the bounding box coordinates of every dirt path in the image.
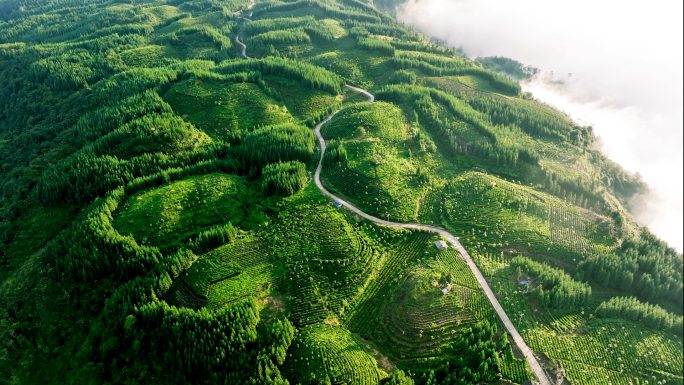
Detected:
[314,85,551,385]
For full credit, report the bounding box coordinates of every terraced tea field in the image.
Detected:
[319,101,433,222]
[285,324,381,385]
[473,249,684,385]
[7,0,681,383]
[272,200,383,326]
[429,171,617,262]
[314,86,553,384]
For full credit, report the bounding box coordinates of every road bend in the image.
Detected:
[313,84,551,385]
[234,0,254,59]
[235,36,251,59]
[233,29,551,382]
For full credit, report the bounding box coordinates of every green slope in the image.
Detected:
[0,0,681,384]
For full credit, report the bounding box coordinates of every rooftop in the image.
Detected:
[435,240,448,251]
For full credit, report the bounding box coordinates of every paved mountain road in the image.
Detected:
[344,85,374,102]
[235,36,251,59]
[314,85,551,385]
[234,30,551,384]
[234,0,254,59]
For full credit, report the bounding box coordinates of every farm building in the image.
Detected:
[435,240,448,251]
[442,284,452,295]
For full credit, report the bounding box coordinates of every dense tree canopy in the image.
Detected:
[511,256,592,308]
[262,160,308,196]
[0,0,680,384]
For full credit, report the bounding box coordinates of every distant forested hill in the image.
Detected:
[476,56,540,80]
[0,0,680,384]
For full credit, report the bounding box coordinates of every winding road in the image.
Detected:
[235,36,251,59]
[315,86,551,385]
[235,28,551,384]
[234,0,254,59]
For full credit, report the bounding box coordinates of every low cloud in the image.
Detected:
[523,78,682,251]
[397,0,683,251]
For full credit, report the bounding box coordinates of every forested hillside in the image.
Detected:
[0,0,681,384]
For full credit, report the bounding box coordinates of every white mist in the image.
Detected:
[397,0,683,252]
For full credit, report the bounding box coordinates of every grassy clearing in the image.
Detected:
[322,101,406,142]
[321,148,425,222]
[112,173,264,250]
[304,39,397,88]
[119,45,170,67]
[144,5,183,23]
[424,76,603,182]
[163,78,294,139]
[263,74,339,121]
[162,33,222,61]
[454,75,500,94]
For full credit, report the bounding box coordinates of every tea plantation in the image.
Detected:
[0,0,680,384]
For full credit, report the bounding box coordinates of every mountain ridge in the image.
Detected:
[0,0,681,384]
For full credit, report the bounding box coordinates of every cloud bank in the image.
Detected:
[397,0,683,251]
